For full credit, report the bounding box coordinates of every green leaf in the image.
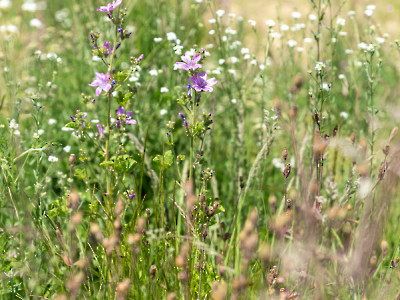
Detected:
[74,168,86,179]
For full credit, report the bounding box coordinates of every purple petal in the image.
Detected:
[116,107,125,115]
[126,119,137,125]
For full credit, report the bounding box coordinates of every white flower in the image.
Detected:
[266,20,275,27]
[209,29,215,35]
[230,56,238,64]
[61,127,74,131]
[195,0,202,3]
[30,18,42,28]
[248,19,256,27]
[38,129,44,135]
[348,10,356,17]
[216,9,225,17]
[149,69,158,76]
[228,69,236,75]
[272,158,285,170]
[240,48,249,54]
[339,31,347,36]
[173,44,183,54]
[48,156,59,162]
[297,47,304,52]
[304,37,313,43]
[358,42,368,50]
[222,35,227,42]
[243,54,250,60]
[315,61,326,72]
[22,1,38,12]
[340,111,349,119]
[364,9,373,17]
[259,64,265,70]
[211,68,221,75]
[250,59,257,65]
[166,32,177,41]
[225,27,237,35]
[376,37,385,44]
[287,40,297,48]
[48,118,57,125]
[231,99,237,104]
[153,37,162,42]
[269,32,281,39]
[33,132,40,139]
[322,82,330,91]
[332,38,337,43]
[91,119,100,124]
[9,119,19,130]
[366,43,376,52]
[209,18,216,23]
[160,109,167,116]
[280,24,289,31]
[292,11,301,19]
[160,87,169,93]
[345,49,353,54]
[366,5,376,11]
[336,18,346,26]
[338,74,345,80]
[0,0,11,9]
[218,59,225,65]
[63,145,71,152]
[308,14,317,21]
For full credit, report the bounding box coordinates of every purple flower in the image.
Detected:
[103,41,113,55]
[189,72,217,92]
[186,84,192,97]
[179,113,188,128]
[89,72,112,96]
[116,106,137,126]
[116,106,125,115]
[97,0,122,13]
[97,123,104,137]
[70,115,76,122]
[129,193,136,200]
[174,52,202,71]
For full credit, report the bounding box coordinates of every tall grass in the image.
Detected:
[1,0,400,299]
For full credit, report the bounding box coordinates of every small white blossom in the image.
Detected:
[48,156,59,162]
[38,129,44,135]
[280,24,289,31]
[243,54,250,60]
[269,32,281,39]
[209,29,215,35]
[376,37,385,44]
[304,37,313,43]
[345,49,353,54]
[250,59,257,65]
[364,9,373,17]
[348,10,356,17]
[230,56,238,64]
[173,44,183,55]
[0,0,11,9]
[160,87,169,93]
[336,18,346,26]
[9,119,19,130]
[287,40,297,48]
[266,20,275,27]
[153,37,162,42]
[339,31,347,36]
[149,69,158,76]
[166,32,177,41]
[292,11,301,19]
[48,118,57,125]
[30,18,43,28]
[231,99,237,104]
[209,18,216,23]
[322,82,330,91]
[338,74,345,80]
[248,19,256,27]
[340,111,349,119]
[315,61,326,72]
[218,59,225,65]
[308,14,317,21]
[216,9,225,17]
[63,145,71,152]
[160,109,167,116]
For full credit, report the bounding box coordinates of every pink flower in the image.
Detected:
[88,72,112,96]
[174,52,202,71]
[97,0,123,13]
[188,72,217,92]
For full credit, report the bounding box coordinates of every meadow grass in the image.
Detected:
[1,0,400,299]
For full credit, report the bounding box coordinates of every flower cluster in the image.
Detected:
[116,106,136,128]
[97,0,122,13]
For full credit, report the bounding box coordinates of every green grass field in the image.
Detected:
[1,0,400,299]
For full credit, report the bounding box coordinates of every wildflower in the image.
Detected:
[88,72,112,96]
[340,112,349,119]
[186,84,192,97]
[336,18,346,26]
[248,19,256,27]
[48,156,59,162]
[179,113,189,128]
[63,145,71,152]
[173,45,183,55]
[103,41,113,55]
[189,72,217,92]
[48,118,57,125]
[292,12,301,19]
[216,9,225,17]
[230,56,238,64]
[266,20,275,27]
[149,69,158,76]
[166,32,177,41]
[116,106,136,127]
[70,115,76,122]
[30,18,43,28]
[315,62,326,73]
[287,40,297,48]
[308,14,317,21]
[154,37,162,42]
[97,0,122,13]
[97,123,104,137]
[209,29,215,35]
[160,87,169,93]
[280,24,289,31]
[174,52,202,71]
[218,59,225,65]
